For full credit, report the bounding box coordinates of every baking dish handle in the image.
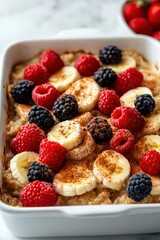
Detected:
[54,28,106,39]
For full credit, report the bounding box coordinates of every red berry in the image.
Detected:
[74,55,100,76]
[111,106,145,132]
[39,50,64,74]
[24,64,50,85]
[129,17,153,35]
[10,124,46,154]
[110,129,135,154]
[140,150,160,175]
[20,180,58,207]
[39,139,66,172]
[32,83,60,109]
[98,90,120,116]
[148,3,160,27]
[123,2,146,23]
[152,30,160,40]
[114,67,143,96]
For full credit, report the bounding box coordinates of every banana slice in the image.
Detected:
[54,160,96,196]
[65,78,100,113]
[48,66,80,92]
[132,135,160,160]
[120,87,153,108]
[10,151,39,185]
[106,56,136,74]
[47,120,84,151]
[66,129,96,161]
[93,150,130,191]
[150,176,160,195]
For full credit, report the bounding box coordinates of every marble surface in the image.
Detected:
[0,0,160,239]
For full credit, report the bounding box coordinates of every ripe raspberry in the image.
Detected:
[152,30,160,41]
[39,50,64,73]
[110,129,135,154]
[123,1,146,23]
[20,180,58,207]
[111,106,145,132]
[24,64,50,85]
[114,67,143,96]
[32,83,60,109]
[98,90,120,116]
[140,150,160,175]
[10,124,46,154]
[74,55,100,76]
[129,18,153,35]
[39,139,66,172]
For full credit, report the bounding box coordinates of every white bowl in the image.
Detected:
[1,29,160,237]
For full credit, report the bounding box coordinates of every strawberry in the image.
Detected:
[148,3,160,27]
[39,139,66,172]
[20,180,58,207]
[152,30,160,40]
[129,17,153,35]
[10,124,46,154]
[123,1,146,23]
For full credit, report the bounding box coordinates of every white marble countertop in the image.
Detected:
[0,0,160,239]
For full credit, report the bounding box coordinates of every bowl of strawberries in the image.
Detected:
[119,0,160,41]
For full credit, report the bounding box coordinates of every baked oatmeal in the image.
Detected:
[1,45,160,207]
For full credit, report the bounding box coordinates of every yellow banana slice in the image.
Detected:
[54,160,96,196]
[66,129,96,161]
[10,151,39,185]
[120,87,153,108]
[93,150,130,190]
[47,120,84,151]
[48,66,80,92]
[106,56,136,74]
[65,77,100,113]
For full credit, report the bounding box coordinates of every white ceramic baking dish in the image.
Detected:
[1,29,160,237]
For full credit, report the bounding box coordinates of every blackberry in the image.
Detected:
[126,173,152,202]
[94,67,117,87]
[27,162,53,183]
[28,105,55,131]
[99,45,122,64]
[87,117,112,143]
[53,94,78,122]
[11,80,35,104]
[134,94,156,116]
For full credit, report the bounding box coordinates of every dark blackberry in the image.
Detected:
[99,45,122,64]
[87,117,112,143]
[94,67,117,87]
[11,80,35,104]
[53,94,78,122]
[126,173,152,202]
[134,94,156,116]
[27,162,53,183]
[28,105,55,131]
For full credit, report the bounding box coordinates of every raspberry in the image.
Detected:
[126,173,152,202]
[32,83,60,109]
[134,94,156,116]
[10,124,46,154]
[99,45,122,65]
[74,55,100,76]
[27,162,53,183]
[28,105,55,131]
[94,67,117,87]
[39,139,66,172]
[111,106,145,132]
[87,117,112,143]
[110,129,135,154]
[11,80,35,104]
[24,63,50,85]
[53,94,78,121]
[39,50,64,73]
[140,150,160,175]
[114,67,143,96]
[98,90,120,116]
[20,180,58,207]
